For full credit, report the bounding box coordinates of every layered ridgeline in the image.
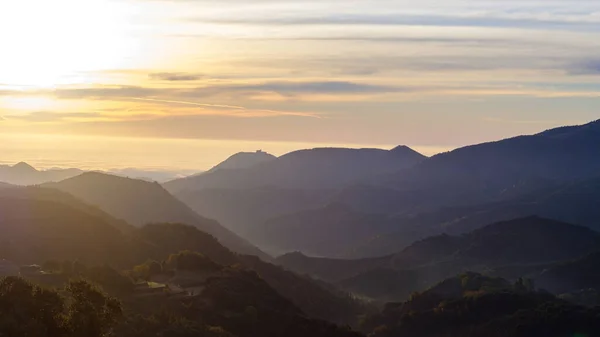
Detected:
[0,162,83,185]
[0,186,365,329]
[3,174,600,336]
[165,146,426,192]
[44,172,267,259]
[166,146,425,236]
[345,119,600,214]
[164,120,600,260]
[276,217,600,301]
[251,203,396,257]
[352,175,600,257]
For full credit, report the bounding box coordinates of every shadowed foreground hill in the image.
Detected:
[0,188,365,326]
[360,273,600,337]
[0,196,130,265]
[46,172,267,259]
[189,267,364,337]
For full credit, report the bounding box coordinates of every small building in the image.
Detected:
[0,260,20,277]
[134,281,168,295]
[20,264,42,276]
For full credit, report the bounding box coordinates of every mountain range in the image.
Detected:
[166,120,600,259]
[0,162,83,185]
[4,119,600,337]
[164,145,426,193]
[0,162,194,186]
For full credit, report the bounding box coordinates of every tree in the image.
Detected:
[0,277,122,337]
[0,277,66,337]
[66,280,122,337]
[87,265,134,294]
[167,251,221,272]
[132,260,163,280]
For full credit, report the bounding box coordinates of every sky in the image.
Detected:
[0,0,599,171]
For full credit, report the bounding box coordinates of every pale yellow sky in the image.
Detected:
[0,0,599,170]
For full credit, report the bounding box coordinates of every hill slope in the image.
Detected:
[46,172,267,258]
[0,187,134,265]
[175,187,330,236]
[277,217,600,301]
[360,273,600,337]
[209,150,276,173]
[352,175,600,258]
[365,119,600,213]
[255,203,395,257]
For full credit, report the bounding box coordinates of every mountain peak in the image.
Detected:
[390,145,426,157]
[209,150,276,172]
[12,162,37,172]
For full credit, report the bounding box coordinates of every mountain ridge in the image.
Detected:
[164,146,426,193]
[45,172,268,259]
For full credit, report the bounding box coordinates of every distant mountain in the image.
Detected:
[0,162,83,185]
[275,252,389,282]
[209,150,276,173]
[164,146,426,193]
[536,251,600,294]
[254,203,396,257]
[107,168,198,183]
[364,119,600,213]
[352,175,600,258]
[392,216,600,268]
[45,172,267,259]
[176,187,330,236]
[277,217,600,301]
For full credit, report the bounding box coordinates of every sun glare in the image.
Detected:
[0,0,137,87]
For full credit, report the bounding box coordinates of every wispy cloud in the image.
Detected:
[149,72,205,81]
[195,12,600,32]
[24,81,404,101]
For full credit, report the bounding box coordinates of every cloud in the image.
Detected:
[36,81,402,102]
[224,81,400,94]
[570,60,600,75]
[195,13,600,32]
[149,72,205,81]
[5,111,117,123]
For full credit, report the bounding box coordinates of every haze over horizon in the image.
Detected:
[1,0,599,170]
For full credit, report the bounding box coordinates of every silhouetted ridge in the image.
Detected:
[208,150,276,173]
[46,172,267,258]
[164,146,426,193]
[0,162,83,185]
